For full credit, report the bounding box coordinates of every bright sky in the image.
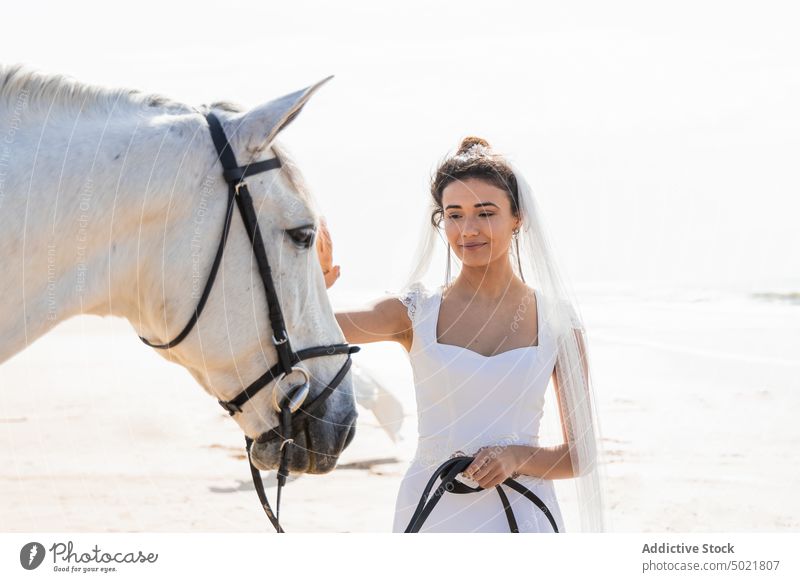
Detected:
[3,0,798,294]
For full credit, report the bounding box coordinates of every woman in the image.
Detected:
[317,137,606,532]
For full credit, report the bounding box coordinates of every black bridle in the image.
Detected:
[139,111,360,533]
[404,456,560,533]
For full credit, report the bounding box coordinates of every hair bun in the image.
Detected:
[456,136,491,155]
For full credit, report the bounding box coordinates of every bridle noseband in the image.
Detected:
[139,111,360,533]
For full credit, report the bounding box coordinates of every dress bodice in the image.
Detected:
[399,282,559,465]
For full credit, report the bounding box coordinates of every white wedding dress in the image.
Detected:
[391,282,566,533]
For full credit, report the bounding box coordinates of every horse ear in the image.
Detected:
[229,75,334,156]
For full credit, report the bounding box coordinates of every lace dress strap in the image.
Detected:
[398,281,427,326]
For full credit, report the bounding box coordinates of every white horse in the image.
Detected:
[0,64,358,474]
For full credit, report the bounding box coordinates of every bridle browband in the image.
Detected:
[138,110,360,533]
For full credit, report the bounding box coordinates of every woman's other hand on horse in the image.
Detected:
[316,216,341,289]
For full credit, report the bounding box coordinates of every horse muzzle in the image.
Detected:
[249,408,358,474]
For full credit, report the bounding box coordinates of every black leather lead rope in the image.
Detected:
[245,435,284,533]
[404,456,559,533]
[138,110,361,533]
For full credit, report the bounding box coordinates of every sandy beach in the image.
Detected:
[1,288,798,532]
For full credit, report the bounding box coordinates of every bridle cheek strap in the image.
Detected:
[138,110,360,533]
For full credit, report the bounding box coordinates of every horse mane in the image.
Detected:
[0,63,315,208]
[0,63,230,116]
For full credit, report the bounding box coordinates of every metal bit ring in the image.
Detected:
[272,366,311,413]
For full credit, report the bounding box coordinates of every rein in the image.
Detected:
[405,456,559,533]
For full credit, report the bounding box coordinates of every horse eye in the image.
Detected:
[285,225,316,248]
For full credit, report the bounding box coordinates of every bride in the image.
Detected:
[317,137,606,532]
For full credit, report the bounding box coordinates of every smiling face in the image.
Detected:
[441,177,520,268]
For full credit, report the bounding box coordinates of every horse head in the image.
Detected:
[136,78,357,474]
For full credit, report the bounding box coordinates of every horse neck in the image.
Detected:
[0,104,216,364]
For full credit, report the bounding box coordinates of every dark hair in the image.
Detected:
[430,136,519,228]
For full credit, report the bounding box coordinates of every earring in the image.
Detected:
[445,244,452,284]
[514,235,525,283]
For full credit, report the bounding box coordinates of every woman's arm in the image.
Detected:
[553,328,588,444]
[316,216,413,349]
[506,327,591,482]
[518,326,590,480]
[334,298,412,349]
[463,442,574,488]
[510,443,575,480]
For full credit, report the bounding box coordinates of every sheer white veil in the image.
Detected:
[400,150,607,532]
